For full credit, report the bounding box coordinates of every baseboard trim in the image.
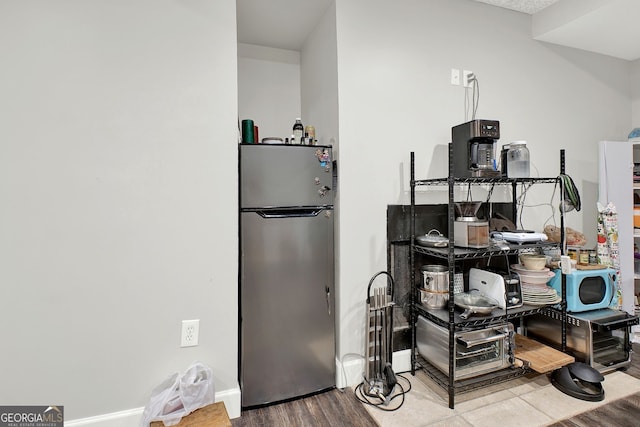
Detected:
[64,407,145,427]
[65,386,241,426]
[392,349,412,374]
[216,386,241,419]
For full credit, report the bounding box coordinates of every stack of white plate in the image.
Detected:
[510,264,561,305]
[521,284,562,305]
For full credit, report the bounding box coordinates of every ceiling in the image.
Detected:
[236,0,333,51]
[236,0,640,61]
[474,0,561,14]
[476,0,640,61]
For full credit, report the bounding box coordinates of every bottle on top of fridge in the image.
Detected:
[507,141,530,178]
[305,125,315,140]
[293,118,304,142]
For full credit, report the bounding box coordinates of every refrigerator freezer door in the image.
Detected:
[240,144,333,209]
[240,209,335,407]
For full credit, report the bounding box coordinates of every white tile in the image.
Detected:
[453,389,517,413]
[507,373,551,396]
[601,370,640,400]
[365,369,640,427]
[519,383,604,420]
[364,375,460,427]
[460,397,553,427]
[363,394,454,427]
[426,416,474,427]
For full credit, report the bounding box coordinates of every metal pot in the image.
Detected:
[416,229,448,248]
[420,265,449,309]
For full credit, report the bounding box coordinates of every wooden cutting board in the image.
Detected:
[576,264,608,270]
[514,334,574,373]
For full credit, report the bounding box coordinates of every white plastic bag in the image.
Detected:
[140,362,215,427]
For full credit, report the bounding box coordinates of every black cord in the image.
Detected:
[354,373,412,412]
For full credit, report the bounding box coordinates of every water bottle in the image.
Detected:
[507,141,530,178]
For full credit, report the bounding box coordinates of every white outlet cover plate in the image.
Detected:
[451,68,460,85]
[181,319,200,347]
[463,70,474,87]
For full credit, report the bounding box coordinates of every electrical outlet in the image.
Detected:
[181,319,200,347]
[463,70,474,87]
[450,68,460,85]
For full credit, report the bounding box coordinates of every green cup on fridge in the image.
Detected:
[242,119,255,144]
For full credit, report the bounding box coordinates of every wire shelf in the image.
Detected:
[412,177,559,186]
[412,241,559,260]
[414,302,549,329]
[414,354,531,396]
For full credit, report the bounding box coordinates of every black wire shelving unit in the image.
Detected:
[408,146,568,409]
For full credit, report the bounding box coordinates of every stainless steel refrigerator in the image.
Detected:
[239,143,335,407]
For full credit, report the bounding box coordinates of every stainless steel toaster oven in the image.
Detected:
[416,315,514,380]
[524,308,638,373]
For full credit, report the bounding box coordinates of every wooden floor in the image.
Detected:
[233,344,640,426]
[231,388,378,427]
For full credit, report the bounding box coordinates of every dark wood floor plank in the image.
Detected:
[560,396,638,427]
[231,388,379,427]
[299,395,330,427]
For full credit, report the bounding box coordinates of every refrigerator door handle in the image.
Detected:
[255,209,323,218]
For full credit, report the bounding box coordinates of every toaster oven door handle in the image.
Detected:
[592,314,640,332]
[456,332,504,348]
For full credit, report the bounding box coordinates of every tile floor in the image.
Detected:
[364,368,640,427]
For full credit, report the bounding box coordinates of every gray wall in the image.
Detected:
[0,0,238,420]
[633,58,640,128]
[333,0,631,383]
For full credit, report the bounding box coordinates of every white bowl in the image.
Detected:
[517,270,555,285]
[520,254,547,270]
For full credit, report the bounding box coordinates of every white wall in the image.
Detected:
[0,0,239,422]
[237,44,301,141]
[333,0,631,385]
[632,58,640,129]
[301,2,340,150]
[300,0,342,379]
